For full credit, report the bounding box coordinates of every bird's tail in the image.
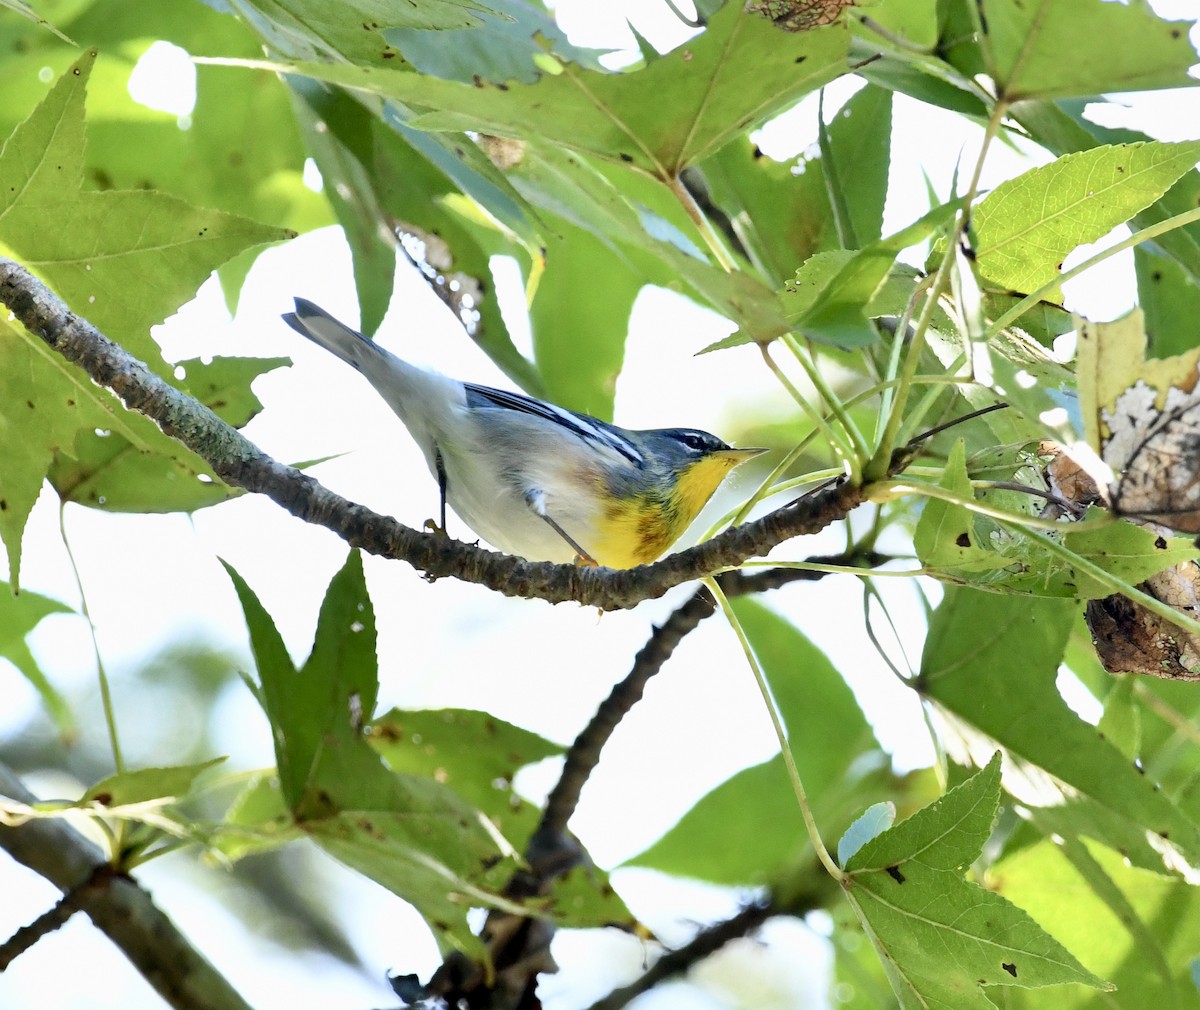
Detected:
[281,298,466,447]
[282,298,382,374]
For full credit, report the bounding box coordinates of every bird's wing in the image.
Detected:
[464,384,643,465]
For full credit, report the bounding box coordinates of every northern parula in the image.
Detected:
[282,298,764,568]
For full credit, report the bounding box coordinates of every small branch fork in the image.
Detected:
[0,863,116,970]
[0,258,863,612]
[0,764,253,1010]
[424,555,882,1009]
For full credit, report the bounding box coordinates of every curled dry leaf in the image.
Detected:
[1039,440,1200,679]
[1086,559,1200,681]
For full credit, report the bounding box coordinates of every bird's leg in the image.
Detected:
[424,447,450,536]
[524,489,598,567]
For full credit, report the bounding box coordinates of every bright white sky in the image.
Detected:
[3,2,1200,1009]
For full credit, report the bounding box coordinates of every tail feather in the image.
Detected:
[283,298,381,373]
[282,297,467,449]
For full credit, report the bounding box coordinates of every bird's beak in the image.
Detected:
[718,447,769,465]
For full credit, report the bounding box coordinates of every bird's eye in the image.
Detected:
[678,432,707,451]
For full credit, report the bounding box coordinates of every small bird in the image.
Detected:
[282,299,764,569]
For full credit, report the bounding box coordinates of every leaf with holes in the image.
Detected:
[920,589,1200,869]
[979,0,1197,101]
[971,142,1200,296]
[225,552,521,958]
[0,52,291,582]
[843,755,1110,1007]
[214,4,849,178]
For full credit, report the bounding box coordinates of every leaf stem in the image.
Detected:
[868,98,1009,479]
[669,174,737,273]
[761,344,861,483]
[1131,683,1200,746]
[876,274,936,444]
[703,576,844,881]
[996,519,1200,640]
[818,89,856,250]
[739,559,925,578]
[59,505,124,778]
[785,334,870,469]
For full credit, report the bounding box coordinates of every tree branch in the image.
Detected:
[0,864,107,969]
[423,554,885,1008]
[532,560,877,856]
[0,257,863,611]
[0,763,254,1010]
[583,900,775,1010]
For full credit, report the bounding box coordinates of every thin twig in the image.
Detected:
[425,559,882,1007]
[533,588,714,852]
[533,561,877,857]
[0,864,113,969]
[0,763,253,1010]
[582,855,838,1010]
[0,257,863,611]
[584,900,775,1010]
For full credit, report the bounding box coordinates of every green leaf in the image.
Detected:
[0,316,164,585]
[64,5,329,260]
[971,142,1200,295]
[978,0,1198,101]
[288,78,543,391]
[82,759,226,807]
[838,802,896,867]
[796,200,958,347]
[214,773,302,861]
[993,837,1200,1008]
[234,549,384,813]
[306,805,517,942]
[0,49,293,359]
[627,757,804,884]
[540,861,639,932]
[1097,675,1140,763]
[699,84,893,287]
[383,0,606,85]
[913,440,1017,577]
[529,216,636,418]
[832,905,904,1010]
[491,140,791,345]
[0,0,72,43]
[0,52,294,579]
[226,0,498,66]
[286,81,398,338]
[782,250,857,321]
[1133,677,1200,803]
[982,291,1074,348]
[46,356,288,514]
[1023,796,1181,879]
[843,755,1110,1006]
[0,581,73,735]
[859,0,940,53]
[223,552,518,958]
[915,442,1200,596]
[919,588,1200,870]
[1136,247,1200,360]
[847,754,1000,874]
[1011,101,1200,291]
[177,356,292,428]
[369,707,561,848]
[230,4,849,176]
[628,600,886,884]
